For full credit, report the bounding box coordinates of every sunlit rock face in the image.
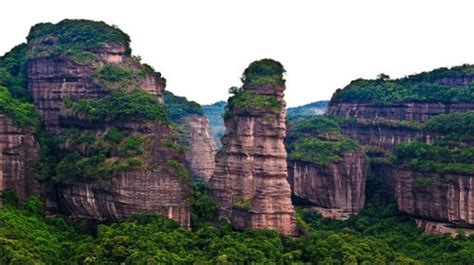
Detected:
[209,60,297,235]
[0,114,40,208]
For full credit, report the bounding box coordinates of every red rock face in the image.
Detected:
[340,123,439,151]
[288,150,368,219]
[0,115,40,207]
[181,115,216,182]
[329,99,474,234]
[27,45,190,227]
[393,167,474,232]
[209,83,297,236]
[328,102,474,122]
[55,122,191,227]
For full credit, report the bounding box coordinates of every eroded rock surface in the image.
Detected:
[181,115,216,182]
[209,61,296,235]
[288,150,368,219]
[0,115,40,207]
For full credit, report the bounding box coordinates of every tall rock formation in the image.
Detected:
[23,19,191,226]
[209,59,296,235]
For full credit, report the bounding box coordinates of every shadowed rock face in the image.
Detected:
[27,43,190,227]
[209,81,297,236]
[288,150,368,220]
[0,115,40,207]
[181,115,216,182]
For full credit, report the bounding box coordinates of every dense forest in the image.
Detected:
[2,180,474,264]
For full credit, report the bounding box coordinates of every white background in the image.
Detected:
[2,0,474,106]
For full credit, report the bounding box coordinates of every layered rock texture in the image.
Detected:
[18,20,191,227]
[286,115,368,219]
[0,115,40,207]
[209,59,297,235]
[288,151,367,219]
[181,115,216,182]
[328,67,474,234]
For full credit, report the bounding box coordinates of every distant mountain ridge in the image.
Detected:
[287,100,329,117]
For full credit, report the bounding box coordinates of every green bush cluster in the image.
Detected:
[332,65,474,103]
[62,89,169,123]
[27,19,131,59]
[164,91,203,122]
[224,87,282,119]
[47,128,147,184]
[0,87,40,128]
[0,44,30,101]
[392,141,474,175]
[424,111,474,142]
[241,58,286,86]
[289,137,359,166]
[286,115,361,166]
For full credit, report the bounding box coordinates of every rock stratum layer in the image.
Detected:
[329,88,474,233]
[328,101,474,122]
[209,60,297,235]
[23,21,191,227]
[0,115,40,207]
[288,150,368,219]
[181,115,216,182]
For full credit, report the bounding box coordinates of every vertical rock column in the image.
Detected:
[181,115,217,182]
[209,59,297,235]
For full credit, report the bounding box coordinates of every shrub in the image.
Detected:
[164,91,203,122]
[0,87,40,128]
[62,89,169,123]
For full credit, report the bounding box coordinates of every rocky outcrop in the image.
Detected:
[0,115,40,207]
[55,122,191,227]
[340,123,439,151]
[26,27,189,226]
[328,101,474,122]
[209,61,297,235]
[27,46,165,132]
[393,166,474,235]
[288,150,368,219]
[180,115,216,182]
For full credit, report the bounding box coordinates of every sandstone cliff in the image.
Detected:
[328,101,474,122]
[0,114,40,207]
[286,115,368,219]
[180,115,216,182]
[23,20,191,227]
[328,68,474,234]
[288,150,367,219]
[209,59,297,235]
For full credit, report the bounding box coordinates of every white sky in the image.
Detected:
[2,0,474,107]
